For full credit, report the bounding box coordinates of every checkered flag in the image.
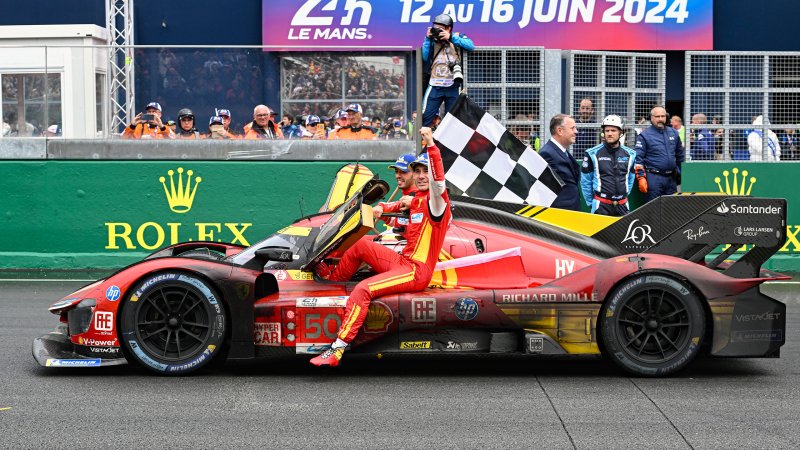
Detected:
[433,94,564,206]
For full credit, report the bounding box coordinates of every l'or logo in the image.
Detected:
[621,219,656,246]
[160,167,201,213]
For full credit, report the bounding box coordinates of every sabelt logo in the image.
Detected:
[400,341,431,350]
[105,167,252,250]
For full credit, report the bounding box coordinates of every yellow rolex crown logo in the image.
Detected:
[714,168,756,196]
[159,167,201,213]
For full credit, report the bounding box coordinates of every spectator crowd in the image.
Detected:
[121,101,415,141]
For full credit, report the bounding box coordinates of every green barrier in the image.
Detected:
[0,161,391,270]
[1,160,797,272]
[682,162,800,272]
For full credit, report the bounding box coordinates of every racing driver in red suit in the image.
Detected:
[311,127,451,367]
[374,152,418,236]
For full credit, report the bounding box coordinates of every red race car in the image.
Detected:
[34,165,788,376]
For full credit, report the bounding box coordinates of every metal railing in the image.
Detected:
[567,51,666,159]
[685,51,800,161]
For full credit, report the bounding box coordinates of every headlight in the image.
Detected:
[67,299,96,336]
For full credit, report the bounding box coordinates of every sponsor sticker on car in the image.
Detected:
[454,298,479,321]
[254,322,281,346]
[400,341,431,350]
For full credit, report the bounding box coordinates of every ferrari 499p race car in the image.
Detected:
[33,164,788,377]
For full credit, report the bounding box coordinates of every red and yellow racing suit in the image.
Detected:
[329,144,451,343]
[376,185,418,234]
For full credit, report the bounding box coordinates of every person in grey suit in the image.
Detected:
[539,114,582,211]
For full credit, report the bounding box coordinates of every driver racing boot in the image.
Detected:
[310,346,345,367]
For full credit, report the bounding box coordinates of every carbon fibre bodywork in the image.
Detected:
[33,189,788,376]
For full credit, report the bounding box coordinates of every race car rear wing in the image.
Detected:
[591,195,787,278]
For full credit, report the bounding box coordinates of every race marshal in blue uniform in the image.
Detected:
[634,106,685,203]
[581,115,637,216]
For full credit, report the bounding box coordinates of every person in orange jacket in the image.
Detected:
[328,103,377,140]
[244,105,283,139]
[121,102,175,139]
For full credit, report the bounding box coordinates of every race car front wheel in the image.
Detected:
[119,272,226,375]
[600,274,705,377]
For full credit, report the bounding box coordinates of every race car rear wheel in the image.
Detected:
[600,274,705,377]
[119,272,226,375]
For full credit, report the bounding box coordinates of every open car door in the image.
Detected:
[302,179,388,271]
[319,163,377,213]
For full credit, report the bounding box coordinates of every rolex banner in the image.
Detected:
[0,161,389,270]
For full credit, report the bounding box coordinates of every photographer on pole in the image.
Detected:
[421,13,474,127]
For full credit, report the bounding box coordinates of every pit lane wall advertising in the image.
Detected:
[1,161,796,272]
[682,162,800,272]
[0,161,389,270]
[263,0,713,51]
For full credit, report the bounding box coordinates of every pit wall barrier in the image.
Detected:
[0,141,796,272]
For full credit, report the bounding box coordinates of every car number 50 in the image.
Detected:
[304,313,342,339]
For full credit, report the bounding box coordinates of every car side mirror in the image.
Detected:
[255,247,295,263]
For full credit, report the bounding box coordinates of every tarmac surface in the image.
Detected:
[1,279,799,449]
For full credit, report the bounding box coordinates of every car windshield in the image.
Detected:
[226,232,308,266]
[226,192,363,268]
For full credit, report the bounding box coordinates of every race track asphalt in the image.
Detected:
[1,279,798,449]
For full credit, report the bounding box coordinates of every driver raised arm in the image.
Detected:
[310,127,452,367]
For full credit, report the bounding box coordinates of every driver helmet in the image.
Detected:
[601,114,624,130]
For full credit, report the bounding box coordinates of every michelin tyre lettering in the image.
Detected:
[120,271,226,375]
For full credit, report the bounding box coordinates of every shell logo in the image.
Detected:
[363,301,393,333]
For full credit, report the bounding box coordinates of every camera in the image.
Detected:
[141,113,156,123]
[448,62,463,82]
[430,26,446,42]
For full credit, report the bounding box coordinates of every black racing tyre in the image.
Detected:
[119,272,226,375]
[600,274,705,377]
